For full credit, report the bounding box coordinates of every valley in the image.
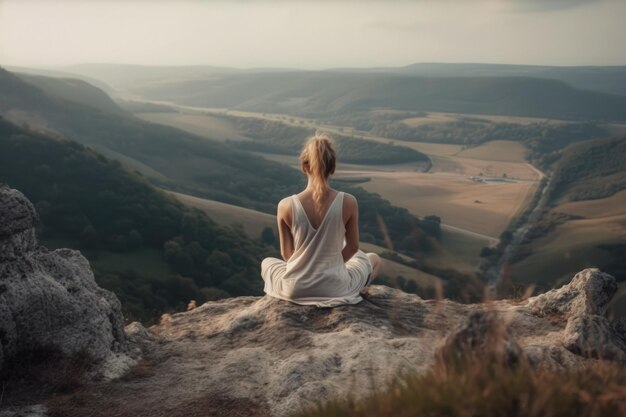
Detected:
[135,102,542,241]
[1,62,624,319]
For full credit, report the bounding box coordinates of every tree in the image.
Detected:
[500,230,514,244]
[127,229,143,250]
[260,227,276,246]
[80,224,100,249]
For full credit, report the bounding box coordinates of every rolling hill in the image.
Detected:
[16,72,124,114]
[510,135,626,298]
[394,63,626,96]
[56,62,626,97]
[51,63,626,121]
[127,72,626,121]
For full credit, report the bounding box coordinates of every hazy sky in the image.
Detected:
[1,0,625,69]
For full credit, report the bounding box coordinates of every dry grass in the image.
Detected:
[430,156,540,180]
[455,140,528,162]
[425,228,491,273]
[295,329,626,417]
[352,171,537,238]
[553,190,626,219]
[400,112,570,127]
[297,362,626,417]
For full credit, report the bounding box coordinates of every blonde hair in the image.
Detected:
[299,132,337,215]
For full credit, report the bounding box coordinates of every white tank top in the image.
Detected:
[279,191,360,303]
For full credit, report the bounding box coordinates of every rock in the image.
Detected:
[563,315,626,362]
[527,268,617,318]
[0,184,38,261]
[0,404,47,417]
[61,269,622,417]
[439,310,523,367]
[0,184,135,381]
[614,317,626,344]
[525,268,625,361]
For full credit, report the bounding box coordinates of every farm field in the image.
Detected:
[164,190,277,239]
[400,111,572,127]
[453,140,527,162]
[553,190,626,219]
[336,170,537,239]
[429,155,540,179]
[135,112,248,141]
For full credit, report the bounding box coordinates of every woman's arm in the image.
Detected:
[277,198,295,261]
[342,194,359,262]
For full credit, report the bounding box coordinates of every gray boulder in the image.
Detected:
[0,184,135,381]
[527,268,617,318]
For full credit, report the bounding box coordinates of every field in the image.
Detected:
[135,112,248,142]
[335,170,537,239]
[400,111,573,127]
[554,190,626,218]
[454,140,527,162]
[251,140,539,240]
[165,190,277,239]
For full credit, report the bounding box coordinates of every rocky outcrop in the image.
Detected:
[82,267,621,417]
[0,184,135,381]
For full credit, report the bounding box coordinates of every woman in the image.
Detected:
[261,132,381,307]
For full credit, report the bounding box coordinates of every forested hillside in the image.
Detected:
[0,117,276,322]
[549,136,626,203]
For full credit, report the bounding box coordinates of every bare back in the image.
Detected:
[277,187,359,262]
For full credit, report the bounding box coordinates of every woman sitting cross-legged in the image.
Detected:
[261,132,381,307]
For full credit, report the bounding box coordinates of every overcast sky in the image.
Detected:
[1,0,625,69]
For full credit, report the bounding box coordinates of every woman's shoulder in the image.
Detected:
[341,192,358,208]
[277,195,294,211]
